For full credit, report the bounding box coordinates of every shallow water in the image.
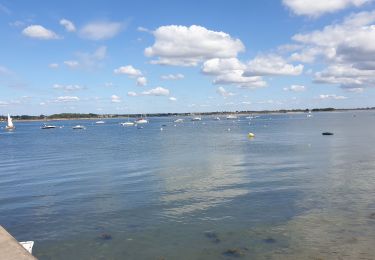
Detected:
[1,111,375,259]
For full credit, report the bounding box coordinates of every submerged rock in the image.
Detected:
[204,231,221,243]
[99,233,112,240]
[262,237,276,244]
[222,248,246,257]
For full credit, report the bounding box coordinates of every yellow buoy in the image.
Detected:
[248,132,255,138]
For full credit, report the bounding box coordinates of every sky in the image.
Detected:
[1,0,375,115]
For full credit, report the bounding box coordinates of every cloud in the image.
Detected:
[202,57,246,75]
[48,63,59,69]
[137,26,150,32]
[111,95,121,103]
[55,96,80,102]
[0,65,12,75]
[9,21,25,28]
[282,0,371,17]
[22,25,60,40]
[145,25,245,66]
[244,55,303,76]
[283,84,306,92]
[216,86,235,97]
[137,77,147,86]
[64,60,80,68]
[75,46,107,69]
[80,21,123,40]
[127,91,137,97]
[213,69,267,89]
[319,94,348,99]
[63,46,107,70]
[53,84,84,91]
[0,4,11,15]
[161,73,185,80]
[202,58,267,89]
[142,87,170,96]
[60,19,76,32]
[114,65,142,77]
[289,11,375,91]
[169,97,177,101]
[313,64,375,89]
[0,101,9,106]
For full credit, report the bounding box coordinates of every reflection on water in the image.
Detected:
[1,111,375,259]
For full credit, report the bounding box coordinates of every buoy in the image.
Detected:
[160,127,163,131]
[248,132,255,138]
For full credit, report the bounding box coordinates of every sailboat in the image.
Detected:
[121,116,135,126]
[5,114,15,131]
[135,114,148,124]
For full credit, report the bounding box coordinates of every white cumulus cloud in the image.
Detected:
[60,19,76,32]
[55,96,80,102]
[137,77,147,86]
[245,55,303,76]
[282,0,371,17]
[80,21,123,40]
[22,25,60,40]
[142,87,170,96]
[145,25,245,66]
[127,91,137,97]
[111,95,121,103]
[114,65,142,77]
[283,85,306,92]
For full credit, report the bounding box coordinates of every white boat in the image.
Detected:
[174,118,184,123]
[95,120,105,124]
[41,124,57,129]
[5,114,15,130]
[72,125,85,129]
[191,117,202,121]
[226,115,238,119]
[135,118,148,124]
[121,121,135,126]
[20,241,34,254]
[214,117,221,121]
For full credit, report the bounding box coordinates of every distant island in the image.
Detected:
[1,107,374,121]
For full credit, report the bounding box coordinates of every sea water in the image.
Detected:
[1,111,375,259]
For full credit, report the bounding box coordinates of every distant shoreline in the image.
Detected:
[1,107,374,122]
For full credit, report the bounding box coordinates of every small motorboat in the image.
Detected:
[95,120,105,124]
[20,241,34,254]
[226,115,238,120]
[41,124,57,129]
[322,132,334,136]
[174,118,184,123]
[121,122,135,126]
[191,117,202,121]
[72,125,85,130]
[214,117,221,121]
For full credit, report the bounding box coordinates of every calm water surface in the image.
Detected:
[1,112,375,259]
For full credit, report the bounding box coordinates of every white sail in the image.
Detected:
[7,114,13,128]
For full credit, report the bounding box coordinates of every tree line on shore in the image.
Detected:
[1,107,374,121]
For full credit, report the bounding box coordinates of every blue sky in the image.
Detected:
[1,0,375,115]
